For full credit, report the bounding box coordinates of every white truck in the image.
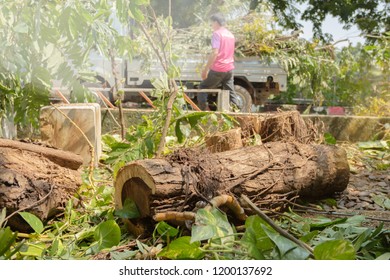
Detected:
[89,55,287,112]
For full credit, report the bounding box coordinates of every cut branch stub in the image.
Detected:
[114,159,183,235]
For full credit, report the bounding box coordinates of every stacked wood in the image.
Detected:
[115,142,350,236]
[0,139,83,232]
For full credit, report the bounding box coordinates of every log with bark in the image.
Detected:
[0,139,83,232]
[114,142,350,235]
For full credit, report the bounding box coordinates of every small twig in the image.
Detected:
[253,177,282,199]
[3,184,55,225]
[138,22,168,74]
[148,6,170,69]
[227,160,276,190]
[241,194,314,257]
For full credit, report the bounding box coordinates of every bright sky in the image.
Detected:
[296,3,365,48]
[299,16,365,47]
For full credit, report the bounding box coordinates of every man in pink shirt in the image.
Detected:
[198,13,241,111]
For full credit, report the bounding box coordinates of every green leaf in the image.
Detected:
[155,221,179,238]
[0,227,17,257]
[353,228,372,251]
[262,225,310,260]
[310,217,347,230]
[19,212,44,234]
[376,252,390,260]
[191,208,234,245]
[191,224,215,242]
[324,132,336,145]
[114,198,140,219]
[321,198,337,207]
[111,250,137,260]
[175,120,185,143]
[50,238,65,257]
[372,194,390,210]
[129,5,144,22]
[314,240,356,260]
[242,215,274,251]
[158,236,205,260]
[300,230,319,243]
[94,220,121,250]
[19,243,46,258]
[344,215,366,226]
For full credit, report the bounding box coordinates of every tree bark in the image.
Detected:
[115,142,350,235]
[0,140,82,232]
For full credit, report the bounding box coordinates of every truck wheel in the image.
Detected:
[234,85,252,112]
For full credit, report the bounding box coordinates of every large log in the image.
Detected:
[114,142,350,235]
[0,139,83,170]
[0,140,83,232]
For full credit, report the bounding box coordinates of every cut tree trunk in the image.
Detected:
[115,142,349,235]
[0,139,83,232]
[205,128,243,153]
[235,110,323,144]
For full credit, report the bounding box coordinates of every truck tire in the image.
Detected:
[234,85,252,112]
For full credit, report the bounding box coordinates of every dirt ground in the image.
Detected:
[303,169,390,228]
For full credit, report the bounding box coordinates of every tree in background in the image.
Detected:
[0,0,141,137]
[249,0,389,40]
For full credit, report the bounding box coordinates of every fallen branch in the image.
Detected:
[241,194,314,257]
[0,139,83,170]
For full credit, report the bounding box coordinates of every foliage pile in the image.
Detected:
[1,184,389,260]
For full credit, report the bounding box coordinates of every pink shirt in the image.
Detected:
[211,27,235,72]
